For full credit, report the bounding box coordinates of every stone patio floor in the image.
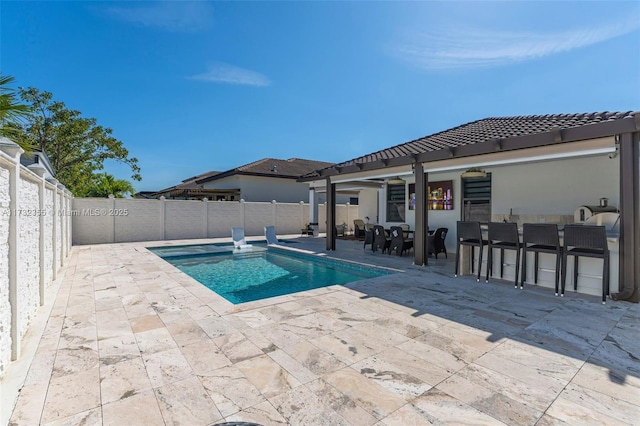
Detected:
[5,236,640,425]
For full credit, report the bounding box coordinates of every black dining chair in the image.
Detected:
[388,226,413,256]
[520,223,562,293]
[485,222,521,287]
[561,224,610,304]
[428,227,448,259]
[454,221,488,282]
[363,224,374,250]
[372,225,391,254]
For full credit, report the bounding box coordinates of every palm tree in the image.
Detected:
[84,173,135,198]
[0,73,34,151]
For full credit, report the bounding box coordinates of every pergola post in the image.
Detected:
[414,162,429,265]
[613,131,639,302]
[326,177,336,250]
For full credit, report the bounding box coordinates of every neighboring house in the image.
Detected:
[20,150,55,179]
[301,111,639,302]
[137,170,224,200]
[144,157,353,204]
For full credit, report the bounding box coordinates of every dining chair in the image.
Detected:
[388,226,413,256]
[372,225,391,254]
[428,227,448,259]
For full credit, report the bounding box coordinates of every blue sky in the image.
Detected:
[3,1,639,192]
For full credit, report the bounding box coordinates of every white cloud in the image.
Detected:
[394,17,640,70]
[188,64,272,87]
[105,1,213,32]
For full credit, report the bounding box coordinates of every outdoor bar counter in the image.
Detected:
[456,225,620,298]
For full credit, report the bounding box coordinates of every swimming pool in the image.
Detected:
[149,245,392,304]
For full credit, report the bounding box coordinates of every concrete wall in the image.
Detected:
[72,198,358,244]
[317,203,360,233]
[0,163,11,378]
[0,139,72,379]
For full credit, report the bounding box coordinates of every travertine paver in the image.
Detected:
[6,236,640,425]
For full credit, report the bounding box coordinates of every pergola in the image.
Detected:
[300,112,639,302]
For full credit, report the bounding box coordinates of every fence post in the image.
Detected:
[108,194,115,243]
[59,185,68,264]
[47,178,58,280]
[27,164,47,306]
[0,140,24,361]
[159,196,166,240]
[65,192,72,254]
[271,200,277,229]
[202,198,208,238]
[240,199,246,229]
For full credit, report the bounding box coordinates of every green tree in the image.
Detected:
[83,173,135,198]
[0,74,34,151]
[14,87,141,194]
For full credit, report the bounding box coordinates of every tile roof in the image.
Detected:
[149,158,335,196]
[302,111,638,179]
[197,158,335,183]
[154,170,221,194]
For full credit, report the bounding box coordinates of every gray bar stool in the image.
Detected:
[561,224,610,304]
[520,223,562,293]
[454,221,488,282]
[485,222,521,287]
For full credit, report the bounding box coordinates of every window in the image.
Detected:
[387,183,405,222]
[461,173,492,222]
[349,197,359,205]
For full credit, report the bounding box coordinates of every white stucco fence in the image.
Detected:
[0,140,73,379]
[72,198,360,245]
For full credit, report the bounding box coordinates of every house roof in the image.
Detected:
[196,157,335,184]
[300,111,639,180]
[20,150,56,178]
[151,170,221,195]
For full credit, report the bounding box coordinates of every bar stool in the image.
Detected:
[485,222,521,287]
[454,221,488,282]
[561,224,610,304]
[520,223,562,293]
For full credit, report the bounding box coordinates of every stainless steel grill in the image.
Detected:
[574,205,618,223]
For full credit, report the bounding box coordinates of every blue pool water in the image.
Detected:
[149,246,391,304]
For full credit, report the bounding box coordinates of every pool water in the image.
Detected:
[148,239,297,258]
[150,246,391,304]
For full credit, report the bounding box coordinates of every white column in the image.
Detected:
[346,202,350,233]
[0,139,24,361]
[46,178,58,280]
[58,184,66,265]
[65,192,72,254]
[308,188,318,224]
[27,165,47,306]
